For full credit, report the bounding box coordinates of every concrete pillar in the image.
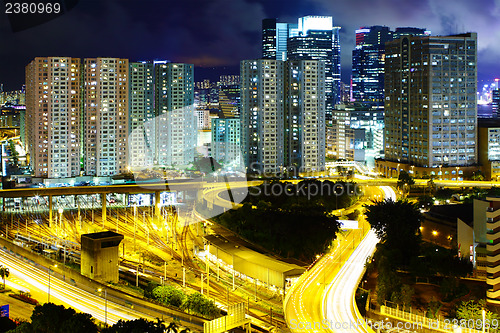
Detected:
[101,193,106,225]
[155,191,161,219]
[48,195,53,227]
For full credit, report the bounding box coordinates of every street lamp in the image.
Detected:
[439,165,442,180]
[48,264,57,303]
[456,167,460,181]
[98,288,108,325]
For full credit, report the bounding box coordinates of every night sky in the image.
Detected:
[1,0,499,91]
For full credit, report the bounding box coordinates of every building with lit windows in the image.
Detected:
[25,57,82,178]
[478,118,500,181]
[377,33,478,177]
[218,84,240,118]
[128,61,155,168]
[332,103,384,167]
[262,16,341,117]
[83,58,129,177]
[241,59,325,174]
[352,26,429,103]
[211,118,241,168]
[155,63,197,167]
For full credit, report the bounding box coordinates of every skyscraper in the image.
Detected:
[128,61,155,168]
[155,63,197,166]
[351,26,429,103]
[241,59,326,174]
[262,16,341,115]
[25,57,82,178]
[381,33,477,173]
[84,58,129,176]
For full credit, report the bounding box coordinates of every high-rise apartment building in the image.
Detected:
[262,16,341,115]
[285,60,326,171]
[218,84,240,118]
[25,57,82,178]
[128,61,155,168]
[211,118,241,168]
[381,33,477,171]
[155,63,197,166]
[84,58,129,177]
[241,59,326,174]
[351,26,429,103]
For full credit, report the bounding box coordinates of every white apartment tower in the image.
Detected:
[241,59,285,174]
[155,63,197,167]
[128,62,155,168]
[25,57,82,178]
[241,59,326,174]
[84,58,129,176]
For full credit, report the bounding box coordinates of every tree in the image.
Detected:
[456,299,499,323]
[417,195,434,210]
[0,317,17,333]
[102,318,166,333]
[364,199,421,266]
[181,292,220,318]
[391,284,414,308]
[0,265,9,289]
[471,170,485,181]
[397,170,415,194]
[165,321,179,333]
[30,303,97,333]
[152,285,186,308]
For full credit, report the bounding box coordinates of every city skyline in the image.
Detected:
[2,0,500,90]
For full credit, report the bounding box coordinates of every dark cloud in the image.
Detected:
[1,0,499,90]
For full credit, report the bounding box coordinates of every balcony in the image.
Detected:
[489,252,500,264]
[487,274,500,286]
[487,219,500,231]
[487,265,500,274]
[487,289,500,300]
[488,242,500,253]
[487,209,500,220]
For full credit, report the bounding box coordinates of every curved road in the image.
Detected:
[285,186,397,333]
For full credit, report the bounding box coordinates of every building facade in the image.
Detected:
[211,118,241,168]
[155,63,197,167]
[128,61,155,168]
[352,26,429,103]
[83,58,129,177]
[382,33,478,171]
[241,59,326,174]
[262,16,341,115]
[25,57,82,178]
[478,118,500,181]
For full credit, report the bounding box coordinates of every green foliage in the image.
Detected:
[364,199,421,266]
[417,195,434,210]
[6,322,34,333]
[409,244,473,278]
[434,188,456,200]
[0,317,17,333]
[471,170,485,181]
[0,265,9,289]
[144,281,159,299]
[29,303,97,333]
[456,299,499,324]
[397,170,415,191]
[390,284,414,308]
[375,257,402,304]
[426,297,441,319]
[213,179,353,262]
[181,292,220,318]
[102,318,166,333]
[152,285,186,308]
